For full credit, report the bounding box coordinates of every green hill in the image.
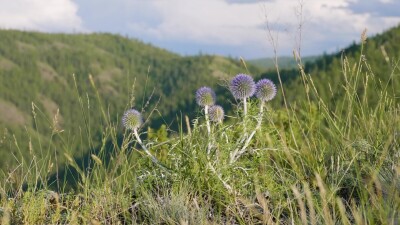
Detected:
[0,24,399,175]
[0,24,399,225]
[0,25,399,224]
[0,30,261,172]
[247,55,318,70]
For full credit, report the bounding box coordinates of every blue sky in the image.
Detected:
[0,0,399,59]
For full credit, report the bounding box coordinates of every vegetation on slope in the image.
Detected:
[247,55,318,71]
[0,30,260,171]
[0,24,399,224]
[0,30,399,223]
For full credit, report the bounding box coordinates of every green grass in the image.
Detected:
[0,39,399,224]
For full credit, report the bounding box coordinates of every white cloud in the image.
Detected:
[128,0,266,45]
[123,0,399,57]
[298,0,399,54]
[1,0,399,58]
[0,0,84,32]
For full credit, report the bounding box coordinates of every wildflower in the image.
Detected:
[229,74,255,99]
[208,105,224,123]
[232,79,277,161]
[122,108,168,171]
[122,109,143,130]
[196,87,216,107]
[196,87,216,134]
[229,73,255,116]
[255,79,277,102]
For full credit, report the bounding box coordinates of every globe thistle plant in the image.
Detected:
[122,108,163,169]
[230,79,277,164]
[254,79,277,128]
[208,105,224,123]
[229,74,255,116]
[195,86,216,135]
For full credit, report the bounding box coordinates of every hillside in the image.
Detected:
[0,24,399,174]
[0,30,261,172]
[262,25,400,107]
[0,26,398,224]
[248,55,318,71]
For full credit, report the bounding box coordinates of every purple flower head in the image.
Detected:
[196,87,216,107]
[122,108,143,130]
[208,105,224,123]
[255,79,277,102]
[229,74,255,99]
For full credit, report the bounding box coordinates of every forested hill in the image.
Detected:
[247,55,318,70]
[0,24,399,172]
[0,30,260,171]
[262,25,400,107]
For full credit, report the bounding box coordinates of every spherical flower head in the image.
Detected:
[196,87,216,107]
[208,105,224,123]
[229,73,256,99]
[255,79,277,101]
[122,109,143,130]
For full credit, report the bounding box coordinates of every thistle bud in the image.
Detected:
[255,79,277,102]
[208,105,224,123]
[122,109,143,130]
[195,87,216,107]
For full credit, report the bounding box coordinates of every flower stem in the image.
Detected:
[243,97,247,116]
[204,105,214,155]
[133,129,169,172]
[208,162,233,193]
[230,101,265,164]
[204,105,211,135]
[256,101,265,130]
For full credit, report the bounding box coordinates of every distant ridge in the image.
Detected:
[248,55,318,71]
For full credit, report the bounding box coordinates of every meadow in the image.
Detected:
[0,28,399,224]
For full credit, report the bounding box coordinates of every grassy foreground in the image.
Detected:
[0,43,399,224]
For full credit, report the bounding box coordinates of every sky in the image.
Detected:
[0,0,399,59]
